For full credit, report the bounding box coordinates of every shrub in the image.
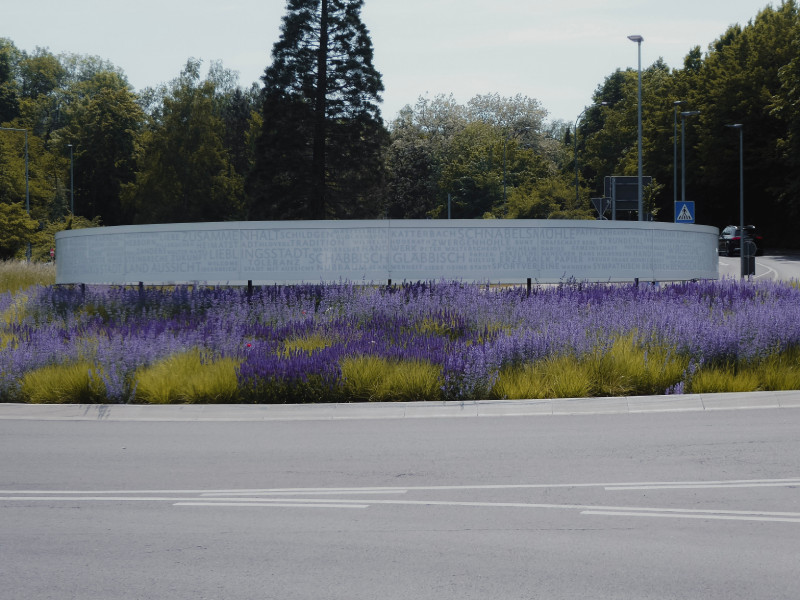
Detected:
[20,362,106,404]
[134,349,240,404]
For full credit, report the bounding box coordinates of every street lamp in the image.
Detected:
[680,110,701,207]
[502,127,530,206]
[726,124,746,278]
[0,126,31,260]
[628,34,644,220]
[67,143,74,214]
[574,102,607,208]
[673,100,685,206]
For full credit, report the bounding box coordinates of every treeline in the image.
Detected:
[2,0,800,260]
[580,0,800,247]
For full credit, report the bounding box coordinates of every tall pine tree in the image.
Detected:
[249,0,387,220]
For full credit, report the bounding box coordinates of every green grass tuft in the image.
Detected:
[134,349,240,404]
[686,364,761,393]
[688,348,800,393]
[492,336,688,399]
[20,362,106,404]
[588,335,688,397]
[281,334,333,356]
[492,356,593,399]
[340,356,443,402]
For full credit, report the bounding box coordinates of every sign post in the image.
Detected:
[674,201,695,224]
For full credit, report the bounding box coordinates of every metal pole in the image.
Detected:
[637,42,643,220]
[628,35,644,221]
[681,116,686,205]
[673,101,684,207]
[574,109,586,208]
[503,136,507,205]
[738,126,745,279]
[24,130,30,261]
[680,111,700,214]
[574,104,606,210]
[68,143,74,214]
[726,124,745,278]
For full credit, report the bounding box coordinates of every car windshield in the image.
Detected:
[726,227,756,237]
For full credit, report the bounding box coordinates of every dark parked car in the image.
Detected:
[718,225,763,256]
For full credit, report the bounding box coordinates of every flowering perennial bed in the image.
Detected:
[1,279,800,403]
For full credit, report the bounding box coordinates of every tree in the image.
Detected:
[692,2,799,241]
[59,85,144,225]
[0,39,20,123]
[123,60,244,224]
[249,0,387,220]
[0,202,37,260]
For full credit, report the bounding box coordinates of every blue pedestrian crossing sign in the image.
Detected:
[675,201,695,223]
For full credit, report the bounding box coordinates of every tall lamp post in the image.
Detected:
[503,127,530,206]
[726,124,745,278]
[628,34,644,220]
[67,143,74,214]
[574,102,607,208]
[680,110,700,206]
[0,126,31,260]
[673,100,685,206]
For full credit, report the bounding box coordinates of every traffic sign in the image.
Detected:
[675,201,695,223]
[591,197,610,219]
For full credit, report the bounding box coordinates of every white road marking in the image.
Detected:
[200,489,408,496]
[176,502,369,509]
[1,477,796,524]
[3,478,798,496]
[6,493,800,523]
[583,510,800,523]
[606,480,800,491]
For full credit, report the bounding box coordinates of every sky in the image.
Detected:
[2,0,778,124]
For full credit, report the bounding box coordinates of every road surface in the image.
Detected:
[718,250,800,281]
[2,401,799,600]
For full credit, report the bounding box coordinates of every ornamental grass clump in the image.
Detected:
[491,356,593,400]
[587,335,688,397]
[340,355,443,402]
[20,362,106,403]
[0,260,55,294]
[134,349,240,404]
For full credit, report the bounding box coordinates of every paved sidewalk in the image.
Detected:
[1,390,799,421]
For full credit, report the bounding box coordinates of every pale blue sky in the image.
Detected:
[3,0,778,124]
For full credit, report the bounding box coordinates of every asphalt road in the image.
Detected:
[718,250,800,281]
[2,402,799,600]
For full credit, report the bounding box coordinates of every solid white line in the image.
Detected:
[4,495,800,521]
[200,490,408,496]
[754,260,778,281]
[2,477,799,496]
[175,502,368,509]
[583,510,800,523]
[606,481,800,491]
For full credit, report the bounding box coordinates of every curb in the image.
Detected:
[1,390,799,422]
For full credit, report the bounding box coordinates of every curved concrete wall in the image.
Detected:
[55,220,719,285]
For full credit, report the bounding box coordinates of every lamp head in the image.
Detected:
[681,110,701,117]
[627,35,644,43]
